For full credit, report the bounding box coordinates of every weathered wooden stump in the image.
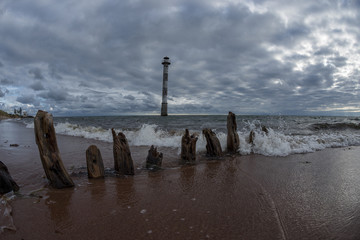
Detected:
[249,126,268,144]
[181,129,198,163]
[0,161,19,194]
[86,145,105,178]
[202,128,222,157]
[146,145,163,169]
[227,112,240,152]
[111,128,134,175]
[262,126,269,134]
[248,130,255,144]
[34,110,74,189]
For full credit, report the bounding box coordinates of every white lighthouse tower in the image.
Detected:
[161,56,171,116]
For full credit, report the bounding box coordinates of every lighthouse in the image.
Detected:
[161,56,171,116]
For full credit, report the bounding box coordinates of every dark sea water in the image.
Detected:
[22,115,360,156]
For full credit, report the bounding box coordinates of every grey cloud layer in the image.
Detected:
[0,0,359,116]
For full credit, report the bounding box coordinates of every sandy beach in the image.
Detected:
[1,119,360,239]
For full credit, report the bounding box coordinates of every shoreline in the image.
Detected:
[1,120,360,239]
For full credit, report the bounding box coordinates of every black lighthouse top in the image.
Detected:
[162,56,171,65]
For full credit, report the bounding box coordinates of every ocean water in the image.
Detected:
[23,115,360,157]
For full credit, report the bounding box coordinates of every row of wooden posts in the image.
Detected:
[0,110,241,193]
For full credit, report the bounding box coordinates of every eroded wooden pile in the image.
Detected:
[181,129,198,163]
[227,112,240,153]
[112,128,134,175]
[0,161,19,194]
[34,110,74,189]
[86,145,105,178]
[146,145,163,169]
[202,128,222,157]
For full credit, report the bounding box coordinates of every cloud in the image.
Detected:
[124,95,135,101]
[38,89,69,101]
[28,68,44,80]
[30,81,45,91]
[0,88,5,97]
[0,0,359,115]
[16,94,36,104]
[1,78,13,85]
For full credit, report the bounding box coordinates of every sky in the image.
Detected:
[0,0,359,116]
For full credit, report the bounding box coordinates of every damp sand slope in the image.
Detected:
[1,120,360,239]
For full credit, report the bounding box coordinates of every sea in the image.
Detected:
[22,115,360,157]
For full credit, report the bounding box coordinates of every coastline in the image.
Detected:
[1,120,360,239]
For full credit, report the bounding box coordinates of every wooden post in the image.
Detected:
[227,112,240,152]
[111,128,134,175]
[86,145,105,178]
[202,128,222,157]
[146,145,163,169]
[249,126,268,144]
[262,126,269,134]
[181,129,198,162]
[248,130,255,144]
[0,161,19,194]
[34,110,74,189]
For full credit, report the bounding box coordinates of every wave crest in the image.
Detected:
[26,121,360,157]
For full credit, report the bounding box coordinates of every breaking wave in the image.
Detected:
[26,122,360,157]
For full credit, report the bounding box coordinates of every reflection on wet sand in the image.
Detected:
[179,165,196,191]
[46,188,74,234]
[204,160,221,180]
[115,176,136,208]
[89,178,106,201]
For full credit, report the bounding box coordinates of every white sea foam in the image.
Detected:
[26,122,360,157]
[123,124,183,148]
[237,127,360,156]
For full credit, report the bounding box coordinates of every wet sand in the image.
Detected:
[1,120,360,239]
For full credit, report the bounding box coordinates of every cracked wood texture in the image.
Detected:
[181,129,198,163]
[146,145,163,169]
[86,145,105,178]
[202,128,223,157]
[227,112,240,153]
[34,110,74,189]
[111,128,134,175]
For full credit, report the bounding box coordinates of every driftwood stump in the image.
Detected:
[146,145,163,169]
[227,112,240,152]
[249,126,268,144]
[34,110,74,189]
[181,129,198,163]
[248,130,255,144]
[0,161,19,194]
[111,128,134,175]
[262,126,269,134]
[202,128,222,157]
[86,145,105,178]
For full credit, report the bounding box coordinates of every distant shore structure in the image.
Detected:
[161,56,171,116]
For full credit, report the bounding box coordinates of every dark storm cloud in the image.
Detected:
[314,47,333,56]
[0,0,359,115]
[28,68,44,80]
[0,88,5,97]
[38,89,69,101]
[30,81,45,91]
[16,94,36,104]
[81,103,97,109]
[1,78,13,85]
[124,95,135,101]
[301,63,335,88]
